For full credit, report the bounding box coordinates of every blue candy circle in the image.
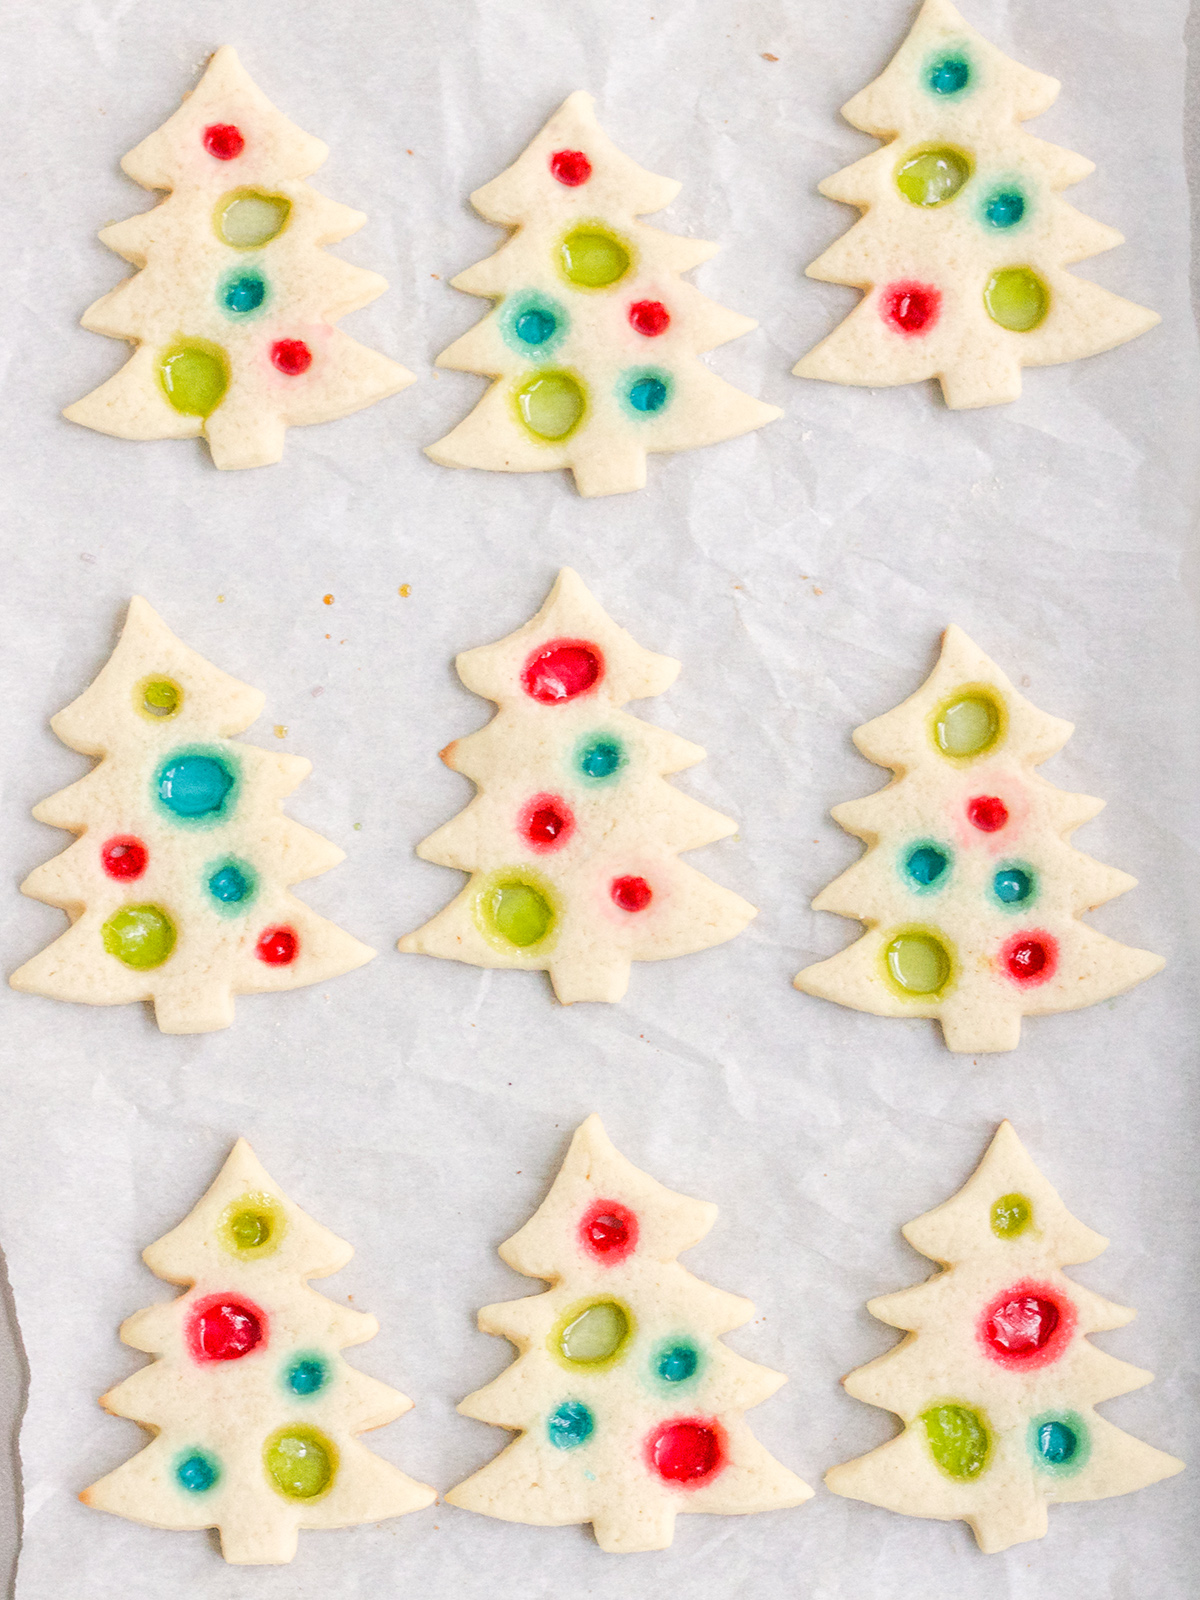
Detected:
[157,753,235,820]
[548,1400,594,1450]
[176,1451,219,1493]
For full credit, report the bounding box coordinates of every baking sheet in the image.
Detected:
[0,0,1196,1595]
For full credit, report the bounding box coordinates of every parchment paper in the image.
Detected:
[0,1,1196,1596]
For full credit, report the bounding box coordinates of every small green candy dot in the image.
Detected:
[991,1192,1033,1238]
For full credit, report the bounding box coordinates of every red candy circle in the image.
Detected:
[521,639,603,704]
[256,926,298,966]
[629,300,670,337]
[967,795,1009,833]
[203,123,245,161]
[550,149,592,186]
[979,1281,1073,1369]
[579,1198,639,1264]
[611,875,652,913]
[101,836,148,881]
[881,280,941,336]
[520,794,575,853]
[1001,930,1058,987]
[187,1294,265,1362]
[271,339,313,376]
[646,1419,725,1486]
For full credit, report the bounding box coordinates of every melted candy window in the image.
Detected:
[102,905,176,970]
[882,928,953,997]
[263,1425,337,1501]
[550,149,592,186]
[137,677,182,719]
[523,640,603,703]
[646,1419,724,1485]
[922,1403,990,1480]
[157,750,236,822]
[256,926,299,966]
[895,147,972,207]
[990,1192,1033,1239]
[560,227,631,288]
[577,735,625,781]
[207,857,257,911]
[881,281,941,336]
[655,1340,701,1385]
[515,371,586,441]
[286,1354,330,1397]
[102,837,148,881]
[187,1295,265,1363]
[159,341,229,417]
[983,188,1026,230]
[548,1399,595,1449]
[933,688,1003,760]
[985,267,1050,332]
[215,189,291,249]
[980,1282,1072,1368]
[904,844,949,890]
[220,270,268,316]
[219,1191,286,1257]
[1001,931,1057,986]
[993,866,1034,906]
[554,1299,633,1368]
[579,1199,638,1264]
[1029,1412,1090,1473]
[927,55,970,95]
[624,370,671,415]
[520,795,575,852]
[476,873,556,950]
[175,1450,220,1493]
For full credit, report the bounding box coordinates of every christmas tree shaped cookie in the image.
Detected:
[795,0,1158,407]
[82,1139,436,1563]
[426,91,780,496]
[794,626,1162,1051]
[446,1114,812,1551]
[399,569,755,1001]
[826,1122,1184,1552]
[65,47,413,468]
[11,597,372,1032]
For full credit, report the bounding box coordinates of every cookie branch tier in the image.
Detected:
[81,1139,435,1564]
[426,91,780,496]
[826,1122,1183,1552]
[399,569,756,1002]
[794,626,1162,1051]
[795,0,1158,407]
[446,1115,812,1551]
[11,597,373,1032]
[65,46,412,468]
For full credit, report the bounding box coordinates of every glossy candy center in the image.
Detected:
[256,926,299,965]
[216,190,290,248]
[158,754,234,819]
[287,1356,329,1396]
[896,147,971,207]
[264,1426,336,1500]
[984,189,1026,229]
[647,1421,723,1485]
[550,149,592,186]
[176,1451,219,1493]
[579,1199,637,1263]
[1003,934,1054,984]
[522,796,574,851]
[515,308,558,345]
[922,1404,989,1479]
[928,55,970,94]
[548,1400,594,1448]
[220,1192,284,1256]
[994,867,1033,904]
[628,375,668,413]
[984,1294,1059,1358]
[272,339,312,375]
[935,692,1000,758]
[102,837,148,881]
[882,281,940,336]
[579,737,623,779]
[1036,1419,1078,1465]
[159,342,229,417]
[516,371,586,440]
[484,880,554,948]
[991,1192,1033,1239]
[905,845,948,887]
[101,905,176,970]
[629,300,670,337]
[657,1343,699,1383]
[209,862,252,904]
[191,1298,264,1362]
[204,123,244,161]
[223,273,267,314]
[967,795,1008,832]
[558,1301,630,1365]
[611,875,652,912]
[985,267,1049,332]
[140,678,181,718]
[884,930,951,995]
[523,641,602,703]
[561,228,630,288]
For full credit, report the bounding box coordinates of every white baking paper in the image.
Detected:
[0,0,1195,1596]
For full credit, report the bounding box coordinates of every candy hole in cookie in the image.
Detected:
[1000,931,1057,986]
[520,794,575,853]
[895,146,972,207]
[576,733,625,782]
[646,1419,724,1485]
[285,1354,329,1398]
[623,369,671,417]
[984,266,1050,332]
[219,1191,286,1257]
[932,688,1003,760]
[982,188,1027,231]
[903,843,950,890]
[921,1403,990,1480]
[554,1299,633,1368]
[880,280,941,336]
[980,1286,1070,1366]
[215,189,291,249]
[560,226,632,288]
[1029,1412,1091,1474]
[548,1399,595,1449]
[990,1191,1033,1239]
[550,149,592,187]
[207,857,258,912]
[611,875,652,912]
[263,1425,338,1500]
[256,926,299,966]
[156,750,236,822]
[158,341,229,417]
[522,640,603,703]
[881,927,954,998]
[514,371,587,441]
[175,1449,220,1493]
[220,270,269,317]
[187,1294,266,1363]
[579,1199,638,1264]
[967,795,1008,833]
[271,338,313,375]
[101,904,176,970]
[629,300,670,337]
[137,677,183,719]
[655,1340,701,1385]
[927,54,971,96]
[101,836,149,881]
[993,865,1034,905]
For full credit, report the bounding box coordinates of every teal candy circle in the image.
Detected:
[156,747,239,827]
[500,291,569,360]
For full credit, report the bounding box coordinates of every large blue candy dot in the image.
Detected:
[548,1400,595,1450]
[1037,1420,1078,1465]
[629,375,668,413]
[579,738,623,780]
[929,55,970,94]
[158,754,234,819]
[515,308,557,345]
[287,1356,329,1397]
[994,867,1033,904]
[223,274,266,314]
[657,1343,699,1383]
[176,1451,219,1493]
[985,190,1026,229]
[906,845,949,887]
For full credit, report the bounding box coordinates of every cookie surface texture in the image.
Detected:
[11,596,373,1033]
[399,568,756,1002]
[80,1138,436,1564]
[826,1121,1183,1553]
[64,46,413,468]
[445,1114,812,1551]
[794,624,1162,1051]
[425,90,780,496]
[794,0,1159,407]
